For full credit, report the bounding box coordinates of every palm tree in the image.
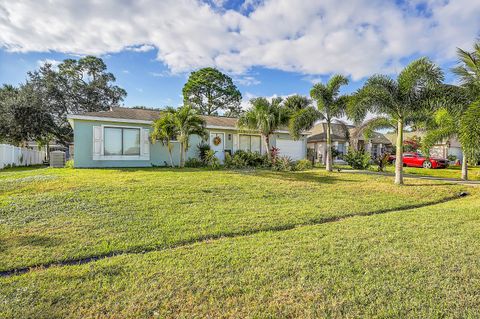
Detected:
[451,41,480,176]
[237,97,290,158]
[348,58,444,185]
[283,95,322,139]
[452,41,480,101]
[421,84,474,180]
[151,107,178,167]
[310,75,350,172]
[174,105,207,167]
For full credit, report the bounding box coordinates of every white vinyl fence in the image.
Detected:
[0,144,46,169]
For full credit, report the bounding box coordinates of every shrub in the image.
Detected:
[344,148,371,170]
[373,153,389,172]
[204,150,221,169]
[224,152,247,169]
[270,147,280,165]
[295,159,313,171]
[65,159,74,168]
[272,155,294,171]
[197,142,211,163]
[447,154,457,162]
[185,158,204,168]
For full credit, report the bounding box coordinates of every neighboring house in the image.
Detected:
[385,131,464,161]
[307,122,392,164]
[66,107,309,168]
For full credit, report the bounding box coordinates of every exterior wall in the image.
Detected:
[73,119,307,167]
[271,132,308,158]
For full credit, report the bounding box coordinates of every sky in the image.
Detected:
[0,0,479,109]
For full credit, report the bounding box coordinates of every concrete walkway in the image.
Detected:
[343,170,480,186]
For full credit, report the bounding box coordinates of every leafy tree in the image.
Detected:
[25,56,126,145]
[348,58,444,185]
[310,75,350,172]
[237,97,290,159]
[173,105,207,168]
[182,68,242,116]
[151,108,179,167]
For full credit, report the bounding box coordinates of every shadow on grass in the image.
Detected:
[0,192,466,278]
[241,170,362,185]
[0,165,47,173]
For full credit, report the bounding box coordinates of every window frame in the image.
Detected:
[104,126,141,156]
[93,124,149,161]
[238,134,262,153]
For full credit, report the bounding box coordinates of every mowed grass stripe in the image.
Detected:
[0,191,465,277]
[0,168,466,271]
[1,191,479,318]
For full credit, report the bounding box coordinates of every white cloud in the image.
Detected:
[1,0,480,80]
[36,58,61,70]
[125,44,155,53]
[233,75,260,86]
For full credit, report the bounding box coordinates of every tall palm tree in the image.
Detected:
[151,107,178,167]
[348,58,444,185]
[237,97,290,158]
[174,105,207,167]
[310,75,350,172]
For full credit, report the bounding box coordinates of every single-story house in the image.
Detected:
[385,131,464,161]
[67,107,309,168]
[307,122,393,164]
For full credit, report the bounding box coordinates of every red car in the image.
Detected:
[388,152,449,169]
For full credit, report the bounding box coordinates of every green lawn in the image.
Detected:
[1,167,478,318]
[382,165,480,180]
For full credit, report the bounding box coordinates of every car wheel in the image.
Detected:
[423,161,432,169]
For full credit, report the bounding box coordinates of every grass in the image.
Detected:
[0,167,478,318]
[381,165,480,180]
[0,167,463,272]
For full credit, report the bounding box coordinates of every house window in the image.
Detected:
[239,135,261,153]
[104,127,140,156]
[336,143,346,155]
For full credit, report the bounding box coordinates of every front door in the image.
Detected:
[210,132,225,162]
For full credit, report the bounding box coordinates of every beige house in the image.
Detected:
[307,122,392,164]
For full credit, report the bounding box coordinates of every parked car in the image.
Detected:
[388,152,448,169]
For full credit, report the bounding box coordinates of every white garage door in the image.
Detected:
[276,139,305,160]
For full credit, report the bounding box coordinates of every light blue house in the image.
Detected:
[67,107,308,168]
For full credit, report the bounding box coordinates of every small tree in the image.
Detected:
[348,58,444,185]
[182,68,242,116]
[310,75,350,172]
[459,101,480,170]
[174,105,207,168]
[237,97,290,158]
[151,108,178,167]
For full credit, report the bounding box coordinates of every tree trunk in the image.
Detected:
[264,135,271,159]
[168,149,174,168]
[180,142,185,168]
[326,121,333,172]
[395,119,404,185]
[461,150,468,181]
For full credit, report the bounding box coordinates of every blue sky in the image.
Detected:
[0,0,479,109]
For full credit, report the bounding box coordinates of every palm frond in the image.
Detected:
[398,57,444,95]
[288,107,321,139]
